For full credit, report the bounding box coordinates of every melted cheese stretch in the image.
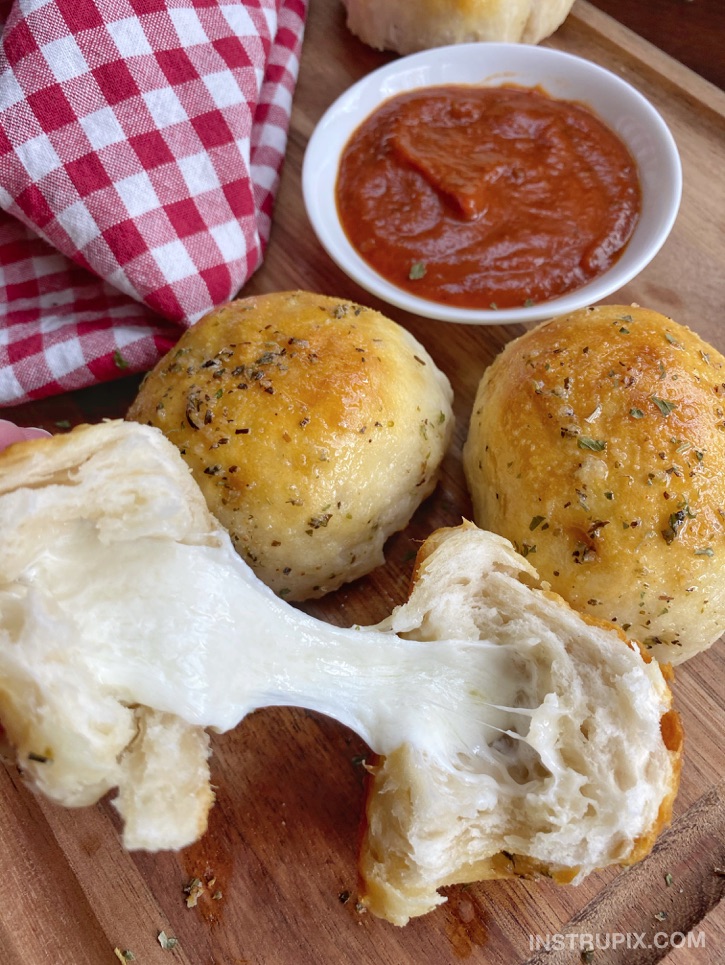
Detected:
[4,507,668,824]
[15,524,532,754]
[0,421,676,885]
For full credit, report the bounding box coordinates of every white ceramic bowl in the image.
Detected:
[302,43,682,325]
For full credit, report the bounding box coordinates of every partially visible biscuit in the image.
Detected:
[342,0,575,54]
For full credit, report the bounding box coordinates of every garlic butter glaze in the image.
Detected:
[128,292,453,600]
[465,305,725,664]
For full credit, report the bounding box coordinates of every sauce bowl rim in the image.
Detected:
[302,42,682,326]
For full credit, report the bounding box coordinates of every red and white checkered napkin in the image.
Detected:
[0,0,307,405]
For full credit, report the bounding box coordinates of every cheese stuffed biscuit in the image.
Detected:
[128,291,454,600]
[464,304,725,665]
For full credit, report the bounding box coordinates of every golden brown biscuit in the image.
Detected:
[128,291,454,600]
[463,304,725,665]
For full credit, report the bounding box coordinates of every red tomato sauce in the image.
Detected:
[335,85,642,310]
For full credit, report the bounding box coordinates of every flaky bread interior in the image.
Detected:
[360,523,682,925]
[0,423,680,925]
[0,421,220,849]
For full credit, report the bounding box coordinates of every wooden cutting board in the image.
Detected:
[2,1,725,963]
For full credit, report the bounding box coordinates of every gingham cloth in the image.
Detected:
[0,0,307,405]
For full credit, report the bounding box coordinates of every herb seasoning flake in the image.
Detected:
[114,950,135,962]
[652,396,678,416]
[577,436,607,452]
[157,931,178,950]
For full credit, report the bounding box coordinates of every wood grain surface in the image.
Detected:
[2,1,725,963]
[588,0,725,92]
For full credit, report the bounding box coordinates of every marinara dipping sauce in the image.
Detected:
[335,85,642,310]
